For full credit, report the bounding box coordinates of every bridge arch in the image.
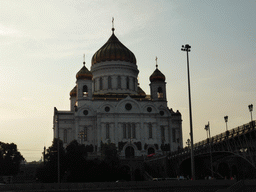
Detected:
[178,150,256,179]
[217,162,230,178]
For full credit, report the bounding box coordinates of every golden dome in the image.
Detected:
[70,86,77,97]
[149,68,165,82]
[91,32,136,65]
[76,65,92,80]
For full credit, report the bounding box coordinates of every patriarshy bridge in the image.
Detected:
[145,121,256,180]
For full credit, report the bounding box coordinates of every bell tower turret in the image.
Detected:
[76,57,93,103]
[149,57,166,101]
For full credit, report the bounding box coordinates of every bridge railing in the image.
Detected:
[168,121,255,158]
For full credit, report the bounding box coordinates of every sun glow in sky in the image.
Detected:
[0,0,255,162]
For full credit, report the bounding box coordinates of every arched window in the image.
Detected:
[83,85,88,97]
[100,77,103,90]
[64,129,67,143]
[148,123,153,139]
[106,123,110,139]
[126,77,130,89]
[157,87,163,98]
[108,76,112,89]
[117,76,121,89]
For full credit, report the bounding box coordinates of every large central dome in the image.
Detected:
[91,31,136,65]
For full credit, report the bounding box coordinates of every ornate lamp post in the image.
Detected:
[224,116,228,131]
[204,122,213,178]
[181,44,195,180]
[248,104,253,122]
[186,139,191,148]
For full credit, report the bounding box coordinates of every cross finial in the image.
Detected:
[155,56,158,69]
[112,17,115,33]
[83,54,85,66]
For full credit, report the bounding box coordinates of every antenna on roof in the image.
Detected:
[112,17,115,33]
[155,56,158,69]
[83,54,85,66]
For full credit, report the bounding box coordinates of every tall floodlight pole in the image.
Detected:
[56,113,60,184]
[181,44,195,180]
[248,104,253,122]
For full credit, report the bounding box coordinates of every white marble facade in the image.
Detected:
[53,30,182,158]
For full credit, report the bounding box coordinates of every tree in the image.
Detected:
[100,141,122,181]
[36,138,66,183]
[101,141,119,165]
[65,140,87,182]
[0,141,24,175]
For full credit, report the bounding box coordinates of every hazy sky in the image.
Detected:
[1,0,255,162]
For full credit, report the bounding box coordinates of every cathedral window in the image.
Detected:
[148,123,153,139]
[64,129,67,143]
[157,87,163,98]
[106,123,110,139]
[172,129,176,142]
[83,85,88,97]
[108,76,112,89]
[161,126,165,142]
[123,124,127,138]
[126,77,130,89]
[117,76,121,89]
[100,77,103,90]
[132,124,136,139]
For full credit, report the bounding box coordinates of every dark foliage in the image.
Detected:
[36,140,130,183]
[134,142,142,150]
[160,143,170,151]
[0,141,24,175]
[36,138,66,183]
[85,144,94,152]
[65,140,87,182]
[118,141,127,151]
[154,143,159,150]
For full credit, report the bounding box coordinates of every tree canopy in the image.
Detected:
[0,141,24,175]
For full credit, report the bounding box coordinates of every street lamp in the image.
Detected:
[181,44,195,180]
[224,116,228,131]
[204,123,209,139]
[186,139,191,148]
[204,122,213,178]
[248,104,253,122]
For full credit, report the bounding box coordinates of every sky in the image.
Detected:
[0,0,255,162]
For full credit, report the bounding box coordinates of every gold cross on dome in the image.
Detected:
[112,17,115,33]
[155,56,158,69]
[83,54,85,66]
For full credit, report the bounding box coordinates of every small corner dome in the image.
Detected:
[149,68,165,82]
[70,86,77,97]
[76,65,92,80]
[91,32,136,65]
